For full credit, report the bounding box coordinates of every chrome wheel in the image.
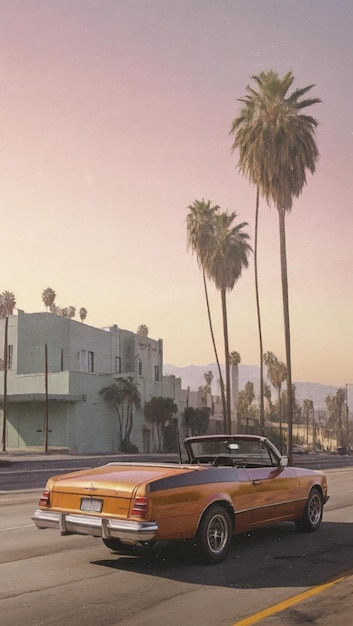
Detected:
[206,513,229,554]
[308,492,322,526]
[295,487,323,532]
[196,505,232,563]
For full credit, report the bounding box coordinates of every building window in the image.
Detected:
[154,365,160,381]
[88,351,94,372]
[7,345,13,369]
[0,345,13,370]
[80,350,94,373]
[138,359,142,376]
[115,356,121,374]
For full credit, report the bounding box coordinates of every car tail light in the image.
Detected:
[131,496,148,518]
[39,489,50,507]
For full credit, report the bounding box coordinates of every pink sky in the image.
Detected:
[0,0,352,386]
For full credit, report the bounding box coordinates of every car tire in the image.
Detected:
[295,487,323,532]
[196,505,233,564]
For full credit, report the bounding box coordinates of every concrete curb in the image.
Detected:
[0,452,179,464]
[0,488,40,495]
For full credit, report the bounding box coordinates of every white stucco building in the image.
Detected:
[0,310,223,453]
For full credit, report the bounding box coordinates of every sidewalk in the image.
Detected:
[0,447,180,467]
[0,448,103,466]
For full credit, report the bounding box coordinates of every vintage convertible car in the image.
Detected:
[32,434,328,563]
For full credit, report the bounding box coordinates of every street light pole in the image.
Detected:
[346,383,350,451]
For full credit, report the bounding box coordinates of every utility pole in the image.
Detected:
[346,383,350,452]
[44,343,49,454]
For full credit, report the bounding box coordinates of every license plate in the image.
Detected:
[80,498,103,513]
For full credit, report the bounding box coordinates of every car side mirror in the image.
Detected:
[279,456,288,467]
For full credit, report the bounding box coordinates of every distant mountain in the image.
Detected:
[163,363,338,409]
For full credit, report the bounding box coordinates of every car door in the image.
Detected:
[245,466,300,527]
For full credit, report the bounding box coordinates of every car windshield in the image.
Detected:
[187,437,278,466]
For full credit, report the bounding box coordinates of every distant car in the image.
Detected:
[32,434,329,564]
[292,444,307,454]
[336,447,353,456]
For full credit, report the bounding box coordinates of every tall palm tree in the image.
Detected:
[137,324,149,336]
[66,306,76,319]
[186,199,227,429]
[230,70,320,461]
[252,186,265,435]
[263,382,272,423]
[203,370,213,392]
[100,381,125,447]
[122,376,141,444]
[42,287,56,311]
[229,350,241,431]
[1,291,16,451]
[231,121,265,437]
[79,307,87,322]
[243,381,255,408]
[263,351,287,453]
[205,211,251,432]
[325,389,346,449]
[303,398,314,449]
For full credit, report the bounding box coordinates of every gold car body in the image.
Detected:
[32,435,328,551]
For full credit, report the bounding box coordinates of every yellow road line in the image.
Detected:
[233,570,353,626]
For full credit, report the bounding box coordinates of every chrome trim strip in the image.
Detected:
[59,513,67,533]
[231,498,306,517]
[32,509,158,543]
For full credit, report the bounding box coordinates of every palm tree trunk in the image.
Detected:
[115,406,123,446]
[124,405,130,443]
[233,364,241,433]
[254,187,265,435]
[278,209,293,463]
[339,410,344,448]
[221,289,231,432]
[202,268,227,431]
[127,404,133,441]
[156,422,162,451]
[278,388,283,454]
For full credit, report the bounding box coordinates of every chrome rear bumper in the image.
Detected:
[32,509,158,543]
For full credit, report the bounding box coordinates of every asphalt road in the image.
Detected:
[0,453,180,491]
[1,466,353,625]
[0,452,352,492]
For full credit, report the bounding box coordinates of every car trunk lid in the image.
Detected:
[47,462,196,518]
